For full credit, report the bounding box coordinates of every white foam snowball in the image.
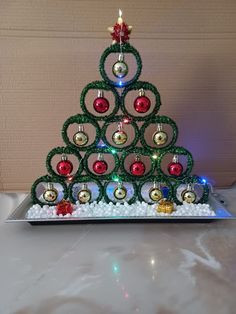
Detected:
[26,200,215,220]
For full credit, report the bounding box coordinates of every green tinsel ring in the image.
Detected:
[121,81,162,121]
[80,80,120,121]
[31,175,68,206]
[101,115,140,152]
[62,114,101,151]
[158,146,194,180]
[138,175,174,203]
[140,115,178,150]
[46,146,83,180]
[68,176,103,204]
[83,147,120,181]
[172,175,209,205]
[103,178,138,205]
[119,147,156,182]
[99,43,142,88]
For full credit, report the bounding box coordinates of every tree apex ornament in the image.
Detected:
[108,9,132,44]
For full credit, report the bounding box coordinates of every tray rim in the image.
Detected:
[5,193,236,224]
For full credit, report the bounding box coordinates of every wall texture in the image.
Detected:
[0,0,236,191]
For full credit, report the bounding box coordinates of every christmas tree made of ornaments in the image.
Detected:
[31,11,209,215]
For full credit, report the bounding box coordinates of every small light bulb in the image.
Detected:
[152,154,158,160]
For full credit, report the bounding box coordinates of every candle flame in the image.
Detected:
[119,9,122,18]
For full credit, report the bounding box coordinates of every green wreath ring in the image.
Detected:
[99,43,142,88]
[46,146,83,180]
[83,147,120,180]
[140,115,178,150]
[31,175,68,206]
[138,175,174,203]
[103,174,138,205]
[68,176,103,204]
[121,81,162,121]
[172,175,209,205]
[80,80,121,121]
[120,147,156,182]
[62,114,101,151]
[157,146,194,180]
[101,115,140,152]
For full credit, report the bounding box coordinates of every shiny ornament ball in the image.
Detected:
[112,61,128,78]
[114,186,127,200]
[43,188,58,203]
[56,200,73,216]
[93,97,110,113]
[112,130,128,145]
[168,162,183,177]
[92,160,108,175]
[134,95,151,113]
[56,160,73,176]
[153,130,168,146]
[77,189,91,204]
[73,131,89,147]
[149,188,163,202]
[181,190,196,204]
[130,161,145,176]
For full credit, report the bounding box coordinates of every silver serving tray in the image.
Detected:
[5,193,236,224]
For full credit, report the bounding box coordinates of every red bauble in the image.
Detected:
[134,96,151,113]
[56,200,73,216]
[130,161,146,176]
[168,162,183,177]
[56,160,73,176]
[93,160,108,174]
[93,97,110,113]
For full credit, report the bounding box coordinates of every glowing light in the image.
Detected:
[124,292,129,299]
[123,116,132,124]
[152,154,158,160]
[97,140,107,148]
[67,175,74,182]
[112,263,120,274]
[111,149,117,154]
[201,177,207,184]
[118,81,123,87]
[112,175,120,182]
[150,258,155,266]
[119,9,122,18]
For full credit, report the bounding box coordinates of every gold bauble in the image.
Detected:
[43,188,58,203]
[112,130,128,145]
[112,61,128,78]
[73,131,89,147]
[152,130,168,146]
[181,190,196,204]
[77,188,91,204]
[149,187,163,202]
[156,199,174,214]
[114,186,127,200]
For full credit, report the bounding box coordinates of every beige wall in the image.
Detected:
[0,0,236,191]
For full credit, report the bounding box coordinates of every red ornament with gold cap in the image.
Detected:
[93,90,110,113]
[92,153,108,175]
[134,89,151,113]
[130,155,146,176]
[56,154,73,176]
[168,155,183,177]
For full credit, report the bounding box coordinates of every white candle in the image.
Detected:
[117,9,123,25]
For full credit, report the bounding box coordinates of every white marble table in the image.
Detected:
[1,188,236,314]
